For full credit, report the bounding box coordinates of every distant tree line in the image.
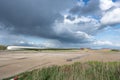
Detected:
[0,45,6,50]
[111,49,119,52]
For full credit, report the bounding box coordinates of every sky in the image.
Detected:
[0,0,120,49]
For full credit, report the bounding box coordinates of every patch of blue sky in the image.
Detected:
[112,0,117,2]
[95,26,120,43]
[82,0,90,5]
[76,0,89,5]
[113,24,120,29]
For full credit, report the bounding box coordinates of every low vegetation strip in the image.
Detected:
[111,49,120,52]
[4,62,120,80]
[0,45,6,50]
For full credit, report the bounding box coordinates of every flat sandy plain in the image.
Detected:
[0,50,120,79]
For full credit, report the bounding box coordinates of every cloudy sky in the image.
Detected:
[0,0,120,49]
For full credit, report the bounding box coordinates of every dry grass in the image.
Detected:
[4,62,120,80]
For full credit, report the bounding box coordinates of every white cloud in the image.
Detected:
[64,15,99,25]
[53,17,96,43]
[100,0,114,11]
[76,0,84,6]
[93,40,113,45]
[99,0,120,11]
[75,31,93,39]
[93,40,120,47]
[101,8,120,25]
[62,14,100,33]
[54,23,93,43]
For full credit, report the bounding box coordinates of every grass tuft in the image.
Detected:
[3,62,120,80]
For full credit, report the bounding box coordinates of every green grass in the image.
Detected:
[4,62,120,80]
[22,48,80,52]
[111,49,120,52]
[0,45,6,50]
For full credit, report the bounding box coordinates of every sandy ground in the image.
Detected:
[0,50,120,79]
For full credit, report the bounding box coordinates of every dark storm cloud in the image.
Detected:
[0,0,76,41]
[52,32,91,43]
[66,15,75,21]
[69,0,100,16]
[0,0,103,44]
